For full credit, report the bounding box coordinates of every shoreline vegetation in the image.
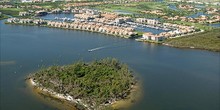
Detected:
[0,14,9,20]
[26,79,79,110]
[163,29,220,52]
[27,58,141,110]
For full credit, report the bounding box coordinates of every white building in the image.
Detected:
[21,0,33,3]
[142,32,153,40]
[52,0,64,2]
[142,32,164,42]
[33,0,42,2]
[19,12,30,16]
[136,18,160,25]
[146,19,159,25]
[43,0,52,2]
[136,18,147,23]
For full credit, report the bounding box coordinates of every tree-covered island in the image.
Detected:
[28,58,139,110]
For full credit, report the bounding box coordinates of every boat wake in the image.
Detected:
[88,46,106,52]
[88,41,130,52]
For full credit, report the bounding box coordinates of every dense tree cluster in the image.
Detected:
[31,58,135,108]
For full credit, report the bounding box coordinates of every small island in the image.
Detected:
[28,58,140,110]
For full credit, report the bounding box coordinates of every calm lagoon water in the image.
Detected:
[0,20,220,110]
[208,23,220,28]
[195,4,205,9]
[168,4,178,11]
[135,26,167,34]
[187,12,208,18]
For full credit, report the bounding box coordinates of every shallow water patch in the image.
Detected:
[0,61,16,66]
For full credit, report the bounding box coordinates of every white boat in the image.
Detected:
[88,49,93,52]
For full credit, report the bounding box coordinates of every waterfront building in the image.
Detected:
[142,32,164,42]
[19,19,33,24]
[51,9,62,14]
[151,35,164,42]
[136,18,160,25]
[52,0,64,2]
[142,32,153,40]
[7,18,19,23]
[146,19,159,25]
[136,18,147,23]
[43,0,52,2]
[33,0,42,2]
[21,0,32,3]
[19,12,30,16]
[74,9,101,20]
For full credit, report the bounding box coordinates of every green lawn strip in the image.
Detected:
[167,20,214,31]
[0,8,24,17]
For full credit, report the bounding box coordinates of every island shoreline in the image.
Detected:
[27,75,142,110]
[28,78,91,110]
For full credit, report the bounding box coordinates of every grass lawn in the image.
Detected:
[164,29,220,52]
[169,20,214,31]
[94,2,168,14]
[16,2,63,9]
[0,8,23,17]
[93,2,196,18]
[34,2,63,9]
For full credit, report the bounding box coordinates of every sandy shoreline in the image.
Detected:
[29,78,90,110]
[28,78,141,110]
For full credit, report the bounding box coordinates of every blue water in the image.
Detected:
[208,23,220,28]
[135,27,167,34]
[195,4,205,9]
[168,4,178,11]
[187,12,208,18]
[0,20,220,110]
[156,0,164,2]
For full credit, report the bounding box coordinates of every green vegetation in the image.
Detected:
[169,20,213,31]
[30,58,137,109]
[0,14,9,20]
[0,8,23,17]
[164,7,195,17]
[136,31,144,37]
[93,2,167,17]
[29,2,63,9]
[164,29,220,52]
[135,2,167,11]
[93,2,196,19]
